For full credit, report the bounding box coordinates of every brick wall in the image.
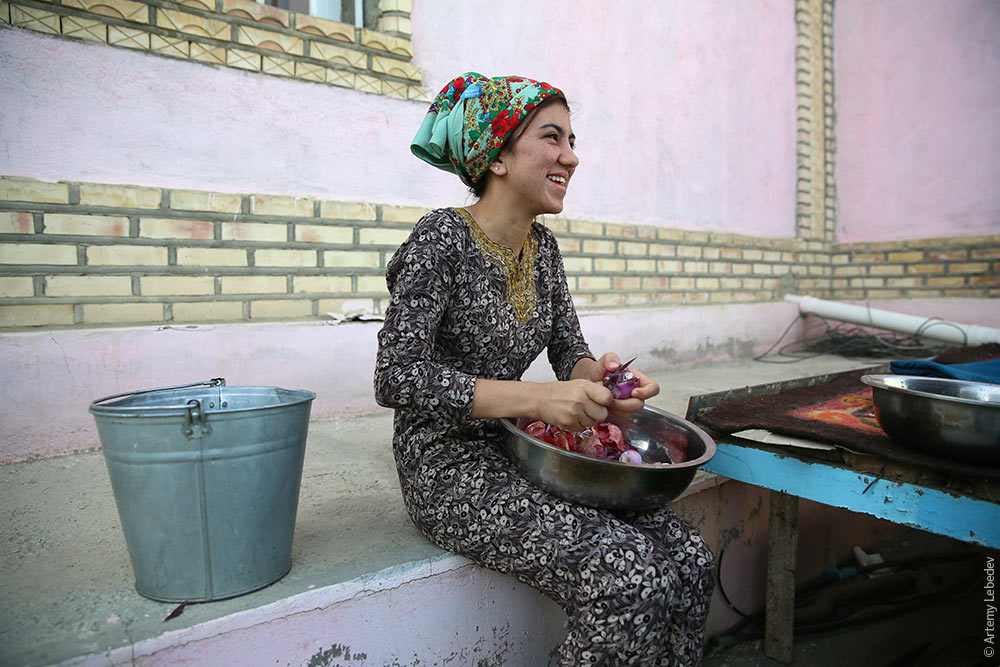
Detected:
[1,175,996,329]
[0,0,427,101]
[829,239,1000,300]
[795,0,836,243]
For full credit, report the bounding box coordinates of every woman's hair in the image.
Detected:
[469,95,571,199]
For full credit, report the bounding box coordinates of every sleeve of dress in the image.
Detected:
[374,214,478,419]
[543,230,594,381]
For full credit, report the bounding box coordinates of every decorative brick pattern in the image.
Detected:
[295,14,353,42]
[1,175,995,329]
[7,0,419,97]
[221,0,289,28]
[108,25,149,50]
[227,48,261,71]
[11,4,59,34]
[190,41,225,65]
[360,27,412,57]
[794,0,836,245]
[151,34,189,58]
[156,8,230,40]
[310,40,366,68]
[236,24,303,56]
[62,15,107,42]
[63,0,148,24]
[262,54,295,77]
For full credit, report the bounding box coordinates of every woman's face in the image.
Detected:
[498,102,578,216]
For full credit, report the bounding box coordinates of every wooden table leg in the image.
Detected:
[764,490,798,664]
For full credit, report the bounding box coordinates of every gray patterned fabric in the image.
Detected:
[375,208,714,665]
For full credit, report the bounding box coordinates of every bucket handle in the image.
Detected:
[89,378,227,409]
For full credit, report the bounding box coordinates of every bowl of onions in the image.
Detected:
[498,404,716,511]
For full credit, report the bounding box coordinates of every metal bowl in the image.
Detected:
[498,405,716,511]
[861,374,1000,464]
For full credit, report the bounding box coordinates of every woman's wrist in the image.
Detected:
[570,356,598,382]
[470,378,544,421]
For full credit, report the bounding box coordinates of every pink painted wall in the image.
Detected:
[0,28,446,209]
[0,301,804,462]
[835,0,1000,242]
[0,0,798,236]
[409,0,798,233]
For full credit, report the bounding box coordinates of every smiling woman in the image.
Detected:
[373,72,715,666]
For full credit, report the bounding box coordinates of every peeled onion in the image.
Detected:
[618,449,642,464]
[604,368,638,399]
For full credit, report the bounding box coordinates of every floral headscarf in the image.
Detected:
[410,72,565,187]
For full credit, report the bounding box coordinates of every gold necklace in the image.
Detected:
[455,207,537,324]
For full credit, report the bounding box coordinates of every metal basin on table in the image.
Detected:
[861,374,1000,464]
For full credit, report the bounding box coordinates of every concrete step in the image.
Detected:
[1,355,892,666]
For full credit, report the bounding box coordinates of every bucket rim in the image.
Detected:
[89,379,316,417]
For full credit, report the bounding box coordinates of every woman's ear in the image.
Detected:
[489,160,507,176]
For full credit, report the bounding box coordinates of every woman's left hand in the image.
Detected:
[588,353,660,419]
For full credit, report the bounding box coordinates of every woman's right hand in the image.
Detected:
[536,379,614,432]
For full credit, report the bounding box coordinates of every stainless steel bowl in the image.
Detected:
[499,405,716,511]
[861,374,1000,464]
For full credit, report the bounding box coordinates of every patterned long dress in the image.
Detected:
[374,208,715,666]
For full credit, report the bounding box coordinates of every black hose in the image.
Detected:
[754,312,950,363]
[708,547,982,647]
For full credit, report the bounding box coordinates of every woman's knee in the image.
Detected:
[590,541,682,610]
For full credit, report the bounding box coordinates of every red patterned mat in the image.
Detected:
[697,345,1000,481]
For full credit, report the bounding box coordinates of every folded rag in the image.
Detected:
[889,357,1000,384]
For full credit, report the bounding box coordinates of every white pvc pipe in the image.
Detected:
[784,294,1000,346]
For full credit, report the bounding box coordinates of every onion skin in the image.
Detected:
[522,420,642,464]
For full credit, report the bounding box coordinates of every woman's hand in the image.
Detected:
[536,379,613,432]
[581,353,660,419]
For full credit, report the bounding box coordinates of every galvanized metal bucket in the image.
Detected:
[89,378,316,602]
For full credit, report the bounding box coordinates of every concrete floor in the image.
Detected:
[5,353,989,666]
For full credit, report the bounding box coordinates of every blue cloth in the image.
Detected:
[889,357,1000,384]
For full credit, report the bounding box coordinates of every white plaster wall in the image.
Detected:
[835,0,1000,242]
[0,0,798,235]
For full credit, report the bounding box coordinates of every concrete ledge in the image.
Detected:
[1,354,906,666]
[68,555,567,667]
